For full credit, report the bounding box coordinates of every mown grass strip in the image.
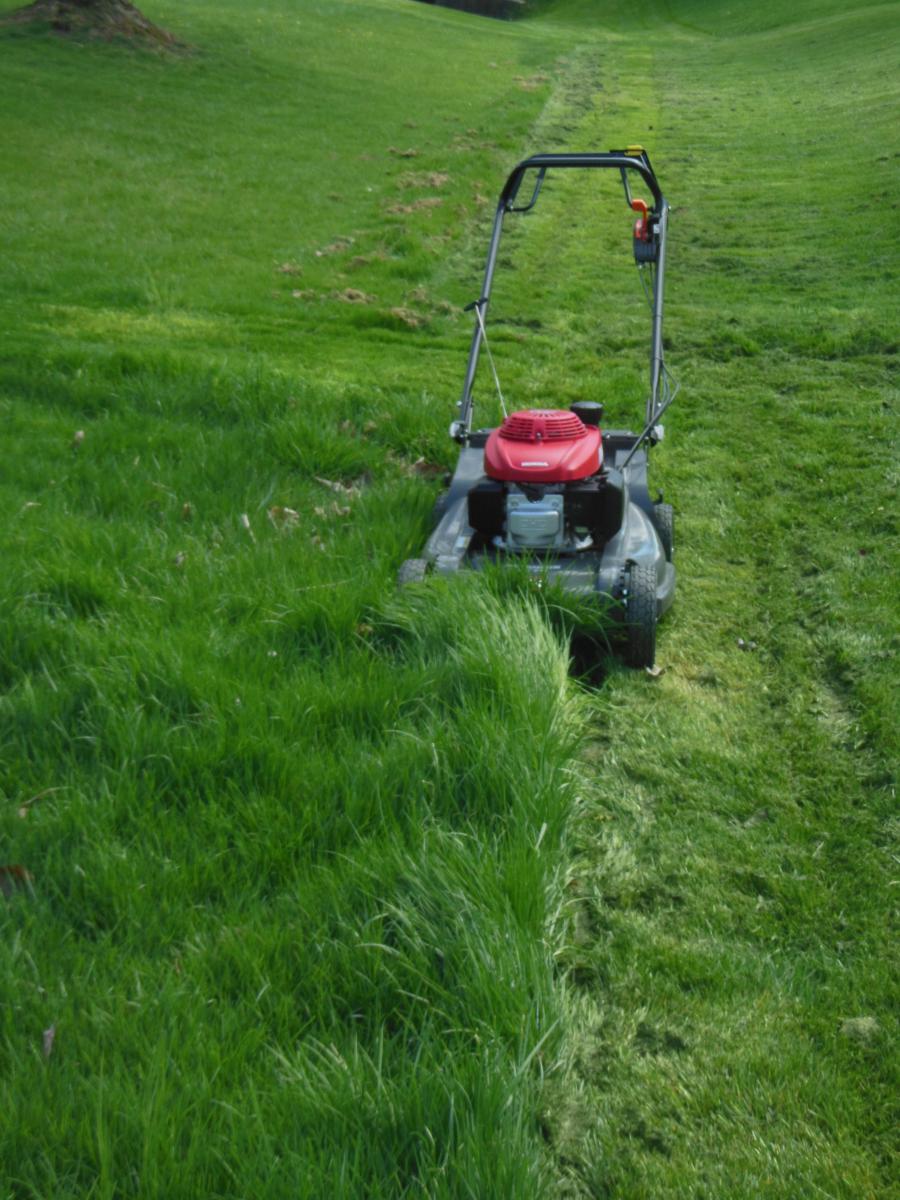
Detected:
[533,3,898,1196]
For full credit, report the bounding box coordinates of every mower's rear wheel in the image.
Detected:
[655,502,674,562]
[624,562,658,669]
[398,558,429,587]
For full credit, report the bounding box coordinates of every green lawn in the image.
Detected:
[1,1,897,1196]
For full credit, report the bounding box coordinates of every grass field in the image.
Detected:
[1,0,897,1196]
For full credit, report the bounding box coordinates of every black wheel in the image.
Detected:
[398,558,428,587]
[624,562,657,668]
[655,502,674,562]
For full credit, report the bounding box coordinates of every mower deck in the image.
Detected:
[424,431,675,616]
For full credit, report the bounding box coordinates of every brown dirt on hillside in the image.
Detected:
[3,0,180,49]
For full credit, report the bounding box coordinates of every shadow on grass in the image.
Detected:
[569,630,615,688]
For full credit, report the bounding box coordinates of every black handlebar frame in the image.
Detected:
[502,151,664,211]
[452,150,670,443]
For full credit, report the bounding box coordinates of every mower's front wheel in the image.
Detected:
[398,558,429,587]
[655,502,674,562]
[624,562,657,669]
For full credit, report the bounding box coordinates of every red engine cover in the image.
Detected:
[484,409,602,483]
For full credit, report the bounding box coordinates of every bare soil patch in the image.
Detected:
[4,0,179,48]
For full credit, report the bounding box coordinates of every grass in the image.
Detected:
[1,0,898,1196]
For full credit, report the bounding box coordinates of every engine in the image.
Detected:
[467,406,621,554]
[505,486,568,551]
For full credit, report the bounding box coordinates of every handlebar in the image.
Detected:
[501,151,665,213]
[451,149,670,443]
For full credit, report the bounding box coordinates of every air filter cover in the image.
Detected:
[484,409,602,483]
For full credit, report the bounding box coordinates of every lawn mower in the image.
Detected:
[398,149,677,668]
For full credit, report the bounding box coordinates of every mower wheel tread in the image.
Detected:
[655,502,674,562]
[398,558,429,587]
[624,562,657,669]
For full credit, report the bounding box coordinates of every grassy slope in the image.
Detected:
[1,0,897,1196]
